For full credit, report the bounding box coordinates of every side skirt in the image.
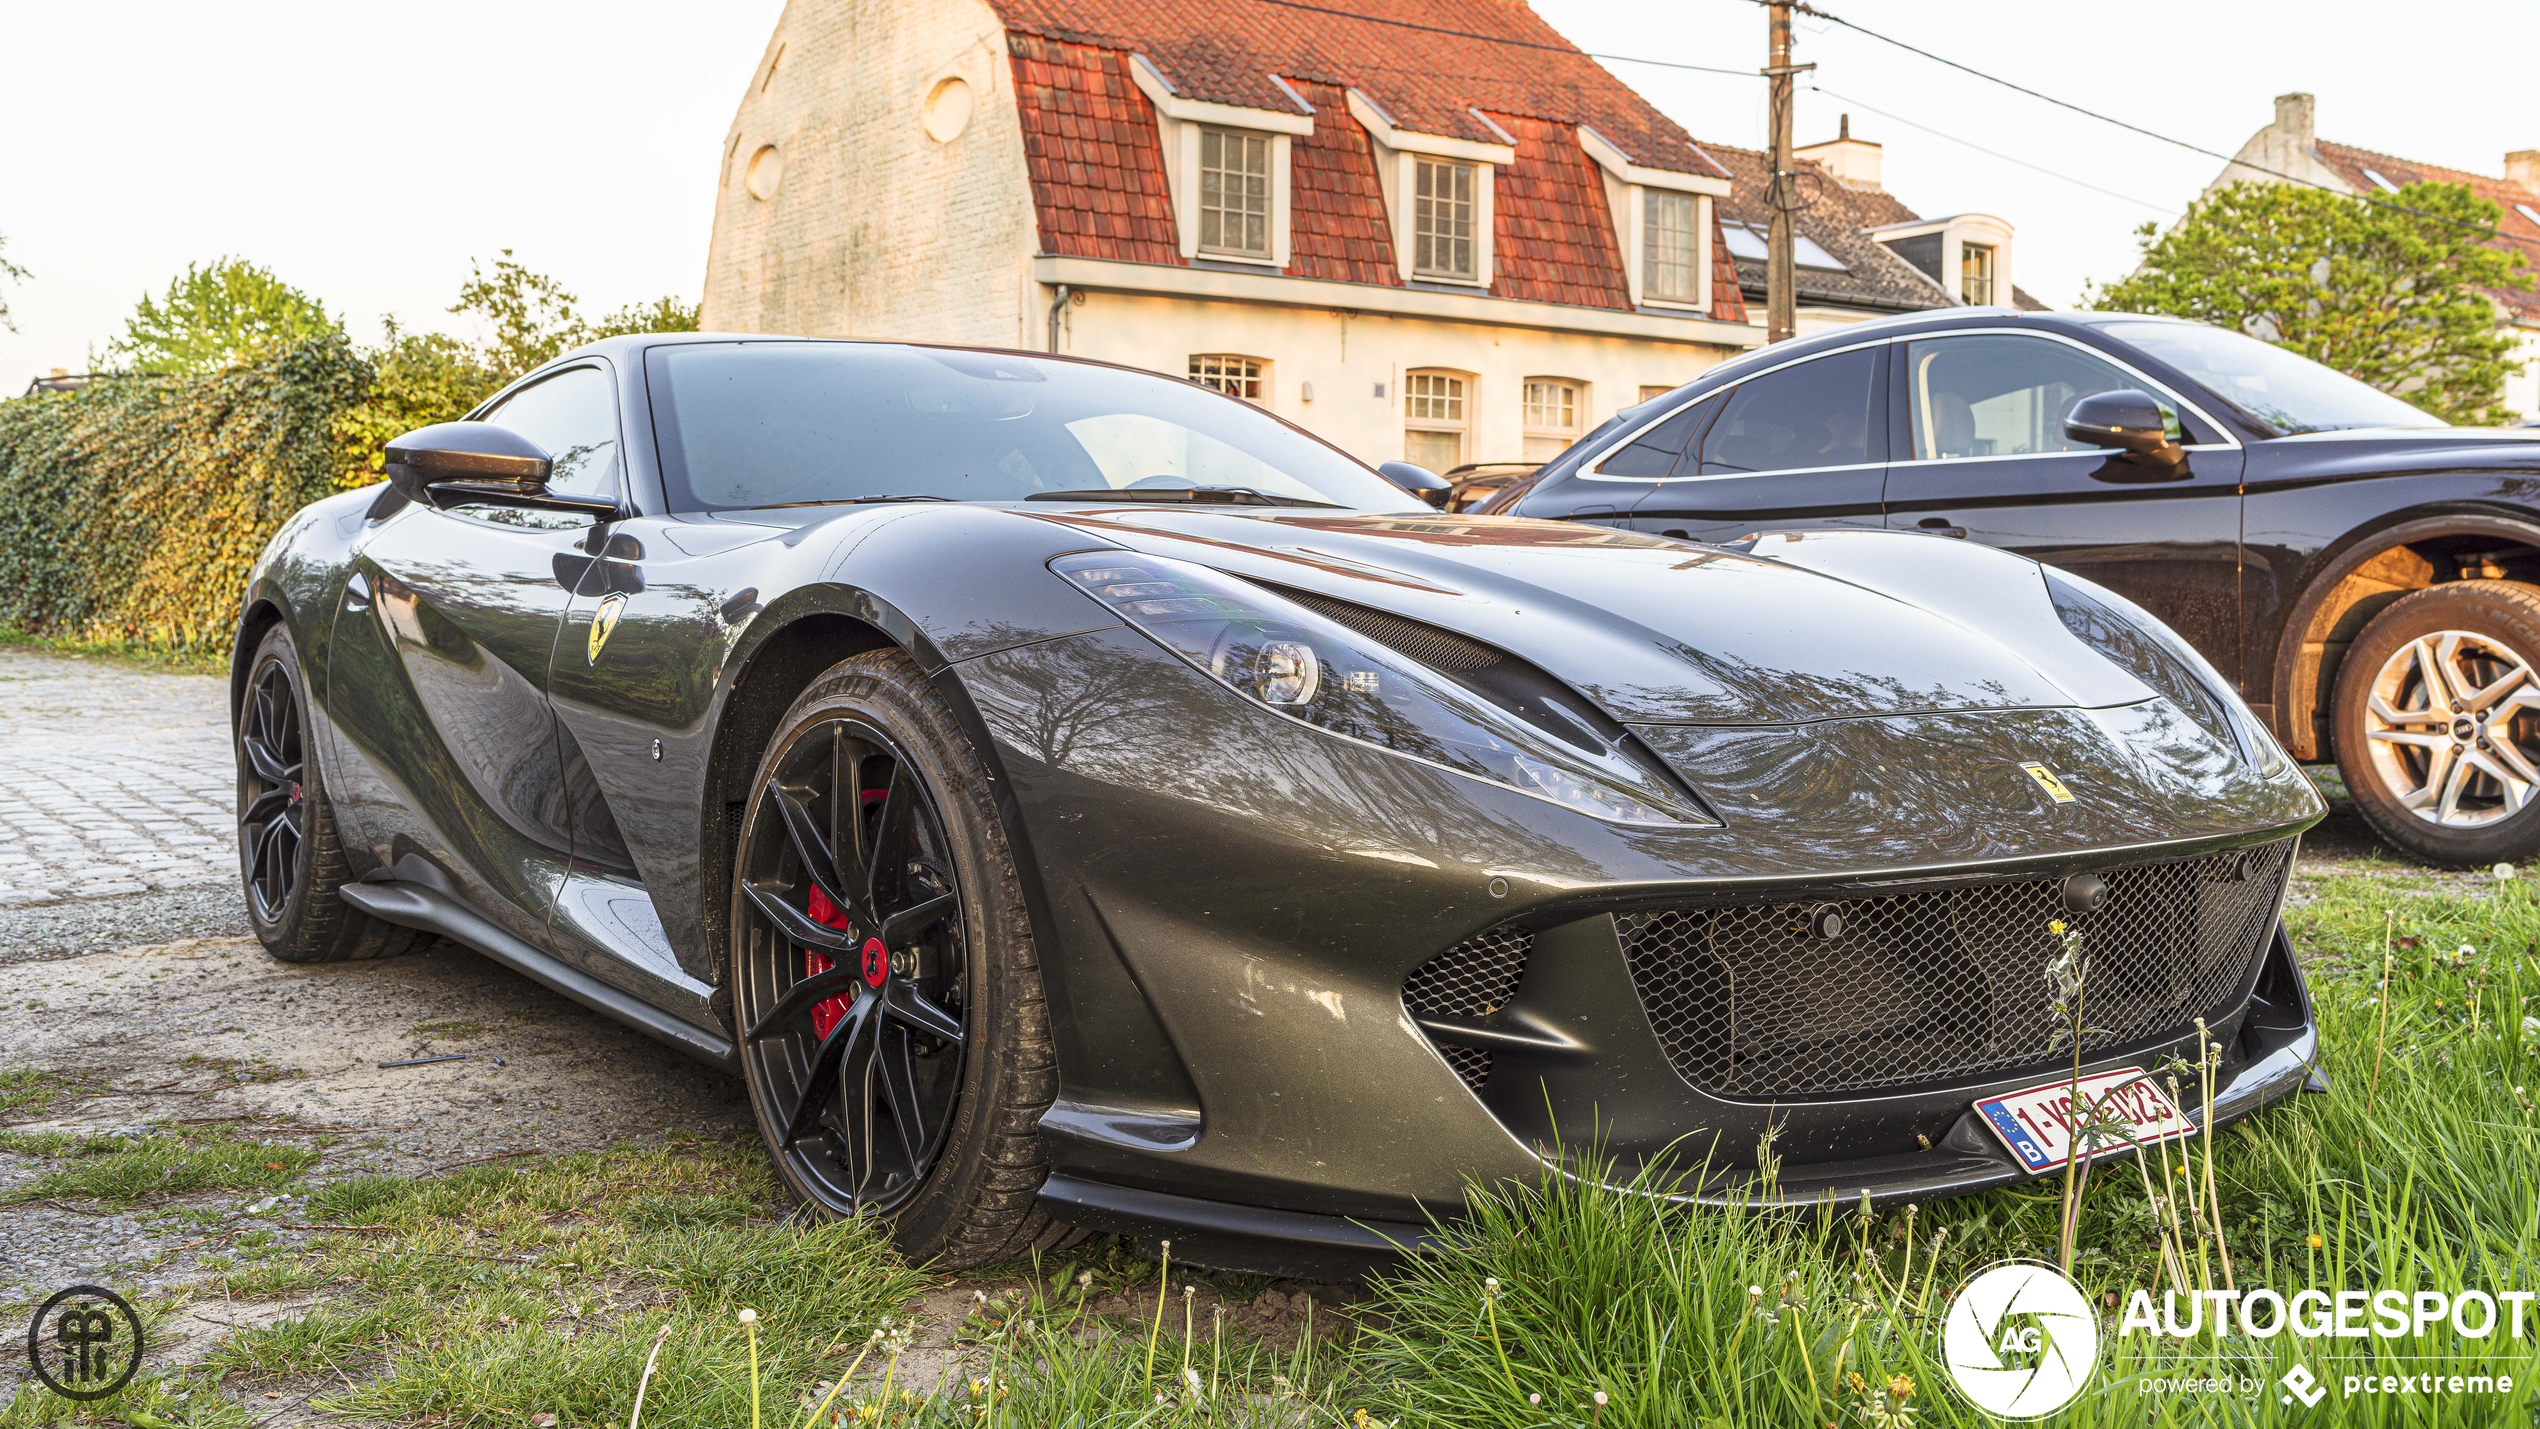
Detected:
[341,879,738,1073]
[1036,1173,1438,1278]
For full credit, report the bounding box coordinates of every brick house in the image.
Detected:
[700,0,1783,468]
[2210,93,2540,420]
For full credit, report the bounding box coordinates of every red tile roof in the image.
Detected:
[1485,110,1629,310]
[2313,140,2540,321]
[1284,78,1403,286]
[986,0,1727,178]
[1006,32,1184,267]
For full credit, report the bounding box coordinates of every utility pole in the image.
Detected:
[1762,2,1812,344]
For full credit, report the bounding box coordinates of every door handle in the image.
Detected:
[1916,518,1968,539]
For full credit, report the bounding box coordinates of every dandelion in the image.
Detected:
[2308,1233,2324,1249]
[1888,1373,1914,1400]
[1529,1393,1542,1406]
[738,1308,758,1325]
[1183,1367,1205,1399]
[2048,918,2066,935]
[1076,1271,1093,1290]
[2497,863,2518,879]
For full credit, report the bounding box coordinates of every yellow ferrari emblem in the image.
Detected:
[2021,761,2077,804]
[587,593,628,664]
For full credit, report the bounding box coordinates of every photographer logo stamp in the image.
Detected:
[1942,1260,2100,1419]
[24,1284,143,1402]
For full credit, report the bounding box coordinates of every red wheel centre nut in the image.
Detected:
[861,938,888,987]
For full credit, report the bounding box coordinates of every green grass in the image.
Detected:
[4,1128,317,1206]
[0,624,227,673]
[0,1066,76,1119]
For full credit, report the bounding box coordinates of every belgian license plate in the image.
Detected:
[1974,1067,2194,1173]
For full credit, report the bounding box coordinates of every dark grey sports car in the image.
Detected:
[234,335,2323,1272]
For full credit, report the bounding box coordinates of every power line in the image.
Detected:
[1808,85,2177,215]
[1586,52,1756,79]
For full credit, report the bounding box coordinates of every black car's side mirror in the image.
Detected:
[1376,460,1454,509]
[2063,390,2179,458]
[384,422,619,517]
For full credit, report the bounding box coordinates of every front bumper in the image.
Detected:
[1036,921,2319,1271]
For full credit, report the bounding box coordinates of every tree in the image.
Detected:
[451,250,701,385]
[332,318,502,484]
[103,257,338,375]
[0,233,27,334]
[2090,181,2533,426]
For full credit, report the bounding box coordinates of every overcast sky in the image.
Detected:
[4,1,2535,396]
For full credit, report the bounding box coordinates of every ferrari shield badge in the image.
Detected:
[2021,761,2077,804]
[587,593,628,664]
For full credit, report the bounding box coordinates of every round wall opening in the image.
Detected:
[745,144,784,200]
[922,77,974,143]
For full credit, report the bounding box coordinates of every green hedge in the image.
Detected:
[0,335,395,656]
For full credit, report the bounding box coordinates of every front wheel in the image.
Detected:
[2333,579,2540,866]
[730,648,1068,1268]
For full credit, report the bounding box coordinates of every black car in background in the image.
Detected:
[1497,310,2540,867]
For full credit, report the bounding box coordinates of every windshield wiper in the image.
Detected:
[1024,486,1341,509]
[763,494,960,508]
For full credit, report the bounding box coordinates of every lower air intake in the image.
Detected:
[1401,923,1534,1091]
[1617,840,2293,1098]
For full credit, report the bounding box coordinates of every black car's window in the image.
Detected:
[482,364,620,500]
[1593,402,1707,477]
[2096,320,2439,433]
[1904,335,2176,461]
[646,343,1420,513]
[1696,347,1879,475]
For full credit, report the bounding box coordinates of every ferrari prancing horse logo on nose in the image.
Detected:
[587,593,628,664]
[2022,761,2078,804]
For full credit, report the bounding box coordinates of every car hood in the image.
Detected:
[1029,510,2147,727]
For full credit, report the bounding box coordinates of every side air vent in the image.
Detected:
[1280,588,1506,672]
[1400,923,1534,1091]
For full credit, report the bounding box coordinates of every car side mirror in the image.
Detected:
[1376,460,1454,509]
[2062,390,2178,459]
[383,422,618,516]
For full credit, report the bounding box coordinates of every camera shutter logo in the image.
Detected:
[25,1284,144,1402]
[1940,1261,2099,1419]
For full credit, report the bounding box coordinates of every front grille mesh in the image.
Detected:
[1401,924,1534,1091]
[1618,841,2292,1098]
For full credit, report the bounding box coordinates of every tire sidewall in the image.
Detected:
[240,625,324,951]
[2333,580,2540,865]
[733,650,1045,1262]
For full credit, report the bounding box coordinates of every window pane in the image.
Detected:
[1698,347,1879,476]
[1405,427,1463,470]
[1406,371,1464,422]
[1597,402,1705,477]
[1198,127,1270,257]
[1644,192,1698,301]
[1523,379,1577,432]
[1414,159,1476,278]
[485,365,618,498]
[1960,243,1994,306]
[1904,335,2170,461]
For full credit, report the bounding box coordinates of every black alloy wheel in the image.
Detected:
[736,716,973,1213]
[238,657,307,922]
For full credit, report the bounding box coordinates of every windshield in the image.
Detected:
[2097,320,2442,434]
[646,342,1422,513]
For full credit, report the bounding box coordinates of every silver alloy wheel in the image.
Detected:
[2361,629,2540,826]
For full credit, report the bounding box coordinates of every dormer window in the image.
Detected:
[1199,128,1272,258]
[1414,158,1479,279]
[1643,192,1700,303]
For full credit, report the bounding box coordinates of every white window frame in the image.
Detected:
[1196,128,1274,260]
[1349,91,1510,288]
[1404,368,1474,468]
[1189,353,1271,405]
[1131,55,1310,268]
[1960,242,1996,306]
[1521,377,1586,460]
[1578,127,1730,312]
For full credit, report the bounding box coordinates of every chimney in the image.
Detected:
[2274,92,2315,149]
[1793,113,1884,191]
[49,368,66,379]
[2510,150,2540,193]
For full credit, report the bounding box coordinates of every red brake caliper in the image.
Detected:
[802,885,858,1040]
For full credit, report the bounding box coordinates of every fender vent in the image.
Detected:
[1401,923,1534,1091]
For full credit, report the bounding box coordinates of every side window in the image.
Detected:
[483,365,621,500]
[1595,402,1707,477]
[1696,347,1879,476]
[1904,335,2177,461]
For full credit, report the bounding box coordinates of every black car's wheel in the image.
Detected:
[2334,579,2540,866]
[238,625,424,964]
[731,648,1066,1267]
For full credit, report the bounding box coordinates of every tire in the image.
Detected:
[237,623,425,963]
[729,648,1065,1268]
[2332,579,2540,866]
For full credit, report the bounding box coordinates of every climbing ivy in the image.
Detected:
[0,334,378,656]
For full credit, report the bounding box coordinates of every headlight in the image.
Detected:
[2045,569,2287,774]
[1055,552,1712,826]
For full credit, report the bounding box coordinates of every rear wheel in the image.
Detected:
[2333,579,2540,866]
[237,624,423,963]
[731,649,1068,1267]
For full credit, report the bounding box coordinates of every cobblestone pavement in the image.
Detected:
[0,648,236,905]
